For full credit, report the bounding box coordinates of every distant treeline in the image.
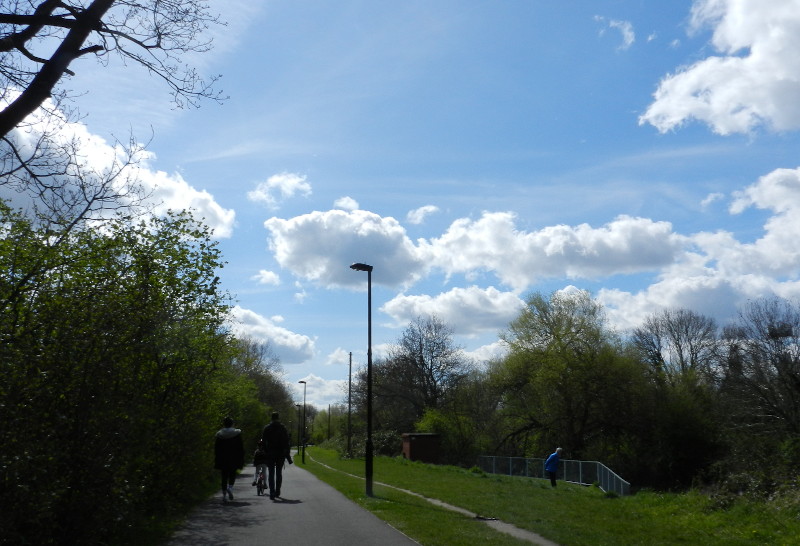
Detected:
[336,292,800,498]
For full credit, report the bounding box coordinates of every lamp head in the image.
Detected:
[350,262,373,272]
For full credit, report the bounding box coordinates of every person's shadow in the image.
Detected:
[271,497,302,504]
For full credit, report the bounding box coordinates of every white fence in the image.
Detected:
[477,455,630,496]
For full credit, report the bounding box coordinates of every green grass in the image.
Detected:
[302,448,800,545]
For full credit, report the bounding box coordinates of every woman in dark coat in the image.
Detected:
[214,416,245,503]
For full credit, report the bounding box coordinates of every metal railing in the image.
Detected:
[477,455,630,496]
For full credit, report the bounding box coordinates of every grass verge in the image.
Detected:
[303,448,800,545]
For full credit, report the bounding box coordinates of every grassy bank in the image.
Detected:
[302,448,800,545]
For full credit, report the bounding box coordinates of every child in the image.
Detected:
[252,440,269,489]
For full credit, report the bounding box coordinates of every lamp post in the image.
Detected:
[298,380,307,464]
[350,262,373,497]
[347,351,352,459]
[295,404,301,457]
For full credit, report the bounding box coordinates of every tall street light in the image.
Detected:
[295,404,301,457]
[350,262,373,497]
[298,380,307,464]
[347,351,352,459]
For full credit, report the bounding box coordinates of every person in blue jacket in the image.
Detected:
[545,447,563,487]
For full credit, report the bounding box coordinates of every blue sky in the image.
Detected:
[13,0,800,408]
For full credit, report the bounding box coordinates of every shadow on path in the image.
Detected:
[167,463,417,546]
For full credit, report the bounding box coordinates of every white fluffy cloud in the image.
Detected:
[382,286,524,336]
[424,212,683,290]
[295,373,346,408]
[135,161,236,237]
[325,347,353,366]
[229,306,316,364]
[641,0,800,134]
[252,269,280,285]
[264,209,683,292]
[596,167,800,330]
[334,196,359,211]
[464,340,510,364]
[264,209,427,287]
[248,172,311,209]
[260,163,800,339]
[2,96,236,237]
[407,205,439,224]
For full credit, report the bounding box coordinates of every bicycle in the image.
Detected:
[255,465,267,496]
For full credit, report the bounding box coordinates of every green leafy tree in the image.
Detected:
[415,367,505,466]
[495,290,650,466]
[0,208,232,544]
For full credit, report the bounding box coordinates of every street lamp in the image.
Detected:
[295,404,301,457]
[299,380,307,464]
[348,351,352,459]
[350,262,374,497]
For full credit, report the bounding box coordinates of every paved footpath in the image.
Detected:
[167,461,418,546]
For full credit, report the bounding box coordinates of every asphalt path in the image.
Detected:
[167,461,418,545]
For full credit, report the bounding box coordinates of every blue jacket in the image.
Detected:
[545,451,560,473]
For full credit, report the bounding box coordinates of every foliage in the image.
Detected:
[353,315,471,434]
[0,206,282,544]
[495,290,639,457]
[341,290,800,496]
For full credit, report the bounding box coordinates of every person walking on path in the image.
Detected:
[262,411,292,499]
[214,416,244,503]
[252,439,269,490]
[545,447,563,488]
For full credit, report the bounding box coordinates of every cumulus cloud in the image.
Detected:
[425,212,683,290]
[599,272,743,332]
[261,184,800,339]
[407,205,440,225]
[248,172,311,209]
[295,373,346,407]
[725,167,800,274]
[263,208,688,293]
[252,269,280,285]
[595,166,800,330]
[1,96,236,237]
[640,0,800,134]
[382,286,525,336]
[264,209,427,287]
[464,340,510,364]
[229,306,316,364]
[140,164,236,237]
[334,196,359,210]
[325,347,352,366]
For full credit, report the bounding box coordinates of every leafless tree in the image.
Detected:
[632,308,720,386]
[0,0,224,226]
[0,0,225,137]
[353,315,470,432]
[721,298,800,435]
